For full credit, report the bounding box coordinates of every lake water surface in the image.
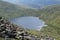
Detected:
[11,16,45,30]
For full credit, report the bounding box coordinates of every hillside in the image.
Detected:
[0,0,60,40]
[0,1,39,19]
[38,5,60,40]
[2,0,60,8]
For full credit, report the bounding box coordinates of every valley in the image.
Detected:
[0,0,60,40]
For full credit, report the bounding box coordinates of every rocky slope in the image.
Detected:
[0,17,40,40]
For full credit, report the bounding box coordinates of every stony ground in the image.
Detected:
[0,17,40,40]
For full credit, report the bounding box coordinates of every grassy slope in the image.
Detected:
[0,1,60,40]
[0,1,39,19]
[39,5,60,40]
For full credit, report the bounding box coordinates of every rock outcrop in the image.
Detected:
[0,17,39,40]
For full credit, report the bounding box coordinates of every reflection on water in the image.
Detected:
[11,16,46,30]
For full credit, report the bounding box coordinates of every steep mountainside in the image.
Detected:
[0,0,60,40]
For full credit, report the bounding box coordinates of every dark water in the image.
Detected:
[2,0,60,8]
[11,16,45,30]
